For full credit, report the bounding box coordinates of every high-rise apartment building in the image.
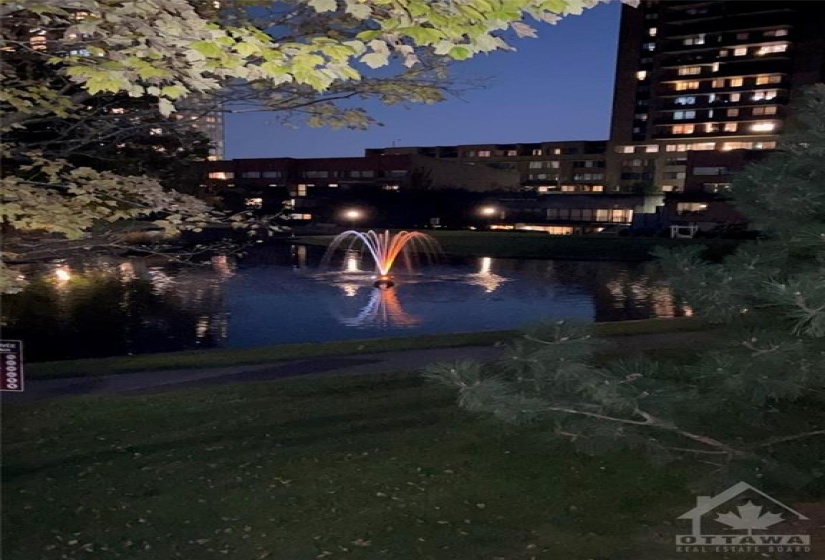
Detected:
[607,0,825,195]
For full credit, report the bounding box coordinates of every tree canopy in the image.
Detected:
[1,0,624,292]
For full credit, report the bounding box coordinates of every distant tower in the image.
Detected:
[188,109,225,161]
[606,0,825,192]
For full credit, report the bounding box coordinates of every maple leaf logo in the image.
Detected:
[715,501,785,535]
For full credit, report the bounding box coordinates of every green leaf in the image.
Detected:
[360,51,389,69]
[235,42,261,57]
[448,46,473,60]
[190,40,223,58]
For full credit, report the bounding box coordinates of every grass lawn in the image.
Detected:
[295,230,741,261]
[4,371,709,560]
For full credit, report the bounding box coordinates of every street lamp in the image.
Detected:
[477,205,501,230]
[342,208,364,228]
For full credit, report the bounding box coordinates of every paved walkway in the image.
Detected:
[2,331,715,404]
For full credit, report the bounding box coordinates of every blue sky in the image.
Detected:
[225,1,622,159]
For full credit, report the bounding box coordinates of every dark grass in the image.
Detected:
[27,317,708,379]
[296,230,741,261]
[4,371,707,560]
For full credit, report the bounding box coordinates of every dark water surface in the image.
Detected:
[3,243,690,362]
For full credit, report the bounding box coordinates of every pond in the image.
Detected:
[2,243,691,362]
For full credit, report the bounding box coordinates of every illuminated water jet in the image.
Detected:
[326,230,441,287]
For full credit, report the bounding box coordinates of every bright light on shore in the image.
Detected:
[54,268,71,282]
[343,209,363,220]
[479,206,498,217]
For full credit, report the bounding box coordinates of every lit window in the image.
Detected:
[755,141,776,150]
[756,75,782,85]
[29,34,47,50]
[648,27,657,37]
[677,203,709,214]
[729,93,741,102]
[506,150,517,156]
[636,70,648,80]
[711,79,725,88]
[754,106,778,116]
[674,111,696,120]
[675,96,696,105]
[477,150,491,157]
[644,145,659,153]
[675,81,700,91]
[528,161,543,169]
[635,113,648,121]
[719,49,729,58]
[665,142,716,152]
[764,29,788,37]
[208,171,233,180]
[729,77,743,87]
[616,146,635,154]
[711,63,720,73]
[553,148,562,155]
[704,123,719,133]
[643,42,656,51]
[723,123,738,132]
[752,90,778,101]
[678,66,702,76]
[750,122,776,132]
[721,142,753,151]
[683,34,705,46]
[757,44,788,55]
[549,161,561,168]
[672,124,695,135]
[734,47,748,56]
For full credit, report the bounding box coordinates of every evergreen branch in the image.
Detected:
[661,447,731,456]
[741,340,781,356]
[752,430,825,449]
[542,405,652,426]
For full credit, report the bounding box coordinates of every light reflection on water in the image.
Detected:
[3,244,690,361]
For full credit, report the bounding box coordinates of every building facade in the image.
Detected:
[366,140,610,194]
[607,0,825,199]
[204,154,520,225]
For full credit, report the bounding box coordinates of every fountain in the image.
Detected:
[325,230,442,288]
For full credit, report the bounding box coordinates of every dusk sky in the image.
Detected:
[225,1,621,159]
